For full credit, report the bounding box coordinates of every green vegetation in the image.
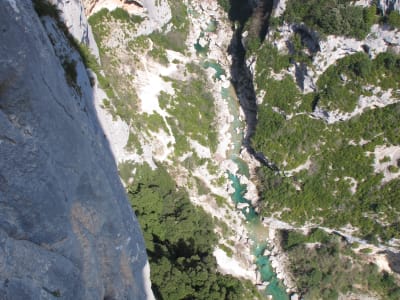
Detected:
[217,0,230,13]
[255,100,400,242]
[253,42,291,89]
[257,76,304,114]
[252,50,400,242]
[148,0,189,53]
[109,7,144,23]
[33,0,59,18]
[317,52,400,112]
[245,35,262,56]
[251,38,314,92]
[148,46,169,65]
[128,163,261,299]
[388,10,400,29]
[159,77,218,156]
[89,5,184,92]
[219,243,234,257]
[281,228,331,251]
[280,229,400,299]
[89,9,147,122]
[87,8,111,38]
[288,32,313,65]
[88,6,214,163]
[359,247,373,254]
[283,0,377,39]
[61,58,78,91]
[118,160,136,183]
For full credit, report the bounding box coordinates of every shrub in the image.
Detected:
[217,0,230,13]
[283,0,376,39]
[388,10,400,28]
[62,59,78,87]
[110,7,144,24]
[33,0,59,18]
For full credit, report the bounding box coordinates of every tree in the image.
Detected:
[388,10,400,28]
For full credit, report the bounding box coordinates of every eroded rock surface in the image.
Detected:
[0,1,150,299]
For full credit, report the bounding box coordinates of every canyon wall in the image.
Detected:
[0,1,152,299]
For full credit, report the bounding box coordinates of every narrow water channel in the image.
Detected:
[229,170,289,300]
[221,79,288,300]
[193,5,289,298]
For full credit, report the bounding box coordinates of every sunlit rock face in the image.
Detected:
[49,0,100,58]
[0,1,151,299]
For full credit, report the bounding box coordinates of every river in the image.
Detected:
[193,6,290,299]
[221,73,289,300]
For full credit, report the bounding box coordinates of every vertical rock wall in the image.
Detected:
[49,0,100,59]
[0,1,151,299]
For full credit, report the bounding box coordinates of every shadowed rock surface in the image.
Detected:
[228,0,279,171]
[0,1,149,299]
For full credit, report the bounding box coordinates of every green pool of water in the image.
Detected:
[203,60,225,80]
[228,172,258,221]
[266,278,290,300]
[228,172,289,300]
[206,18,217,32]
[194,32,209,56]
[206,54,289,300]
[256,256,274,282]
[194,39,209,56]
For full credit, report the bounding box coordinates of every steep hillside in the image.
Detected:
[245,0,400,298]
[251,0,400,244]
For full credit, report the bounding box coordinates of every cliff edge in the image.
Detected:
[0,1,151,299]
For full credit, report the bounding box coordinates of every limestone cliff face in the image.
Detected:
[0,1,151,299]
[49,0,100,58]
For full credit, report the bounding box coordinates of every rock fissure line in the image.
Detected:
[224,3,294,299]
[228,5,279,172]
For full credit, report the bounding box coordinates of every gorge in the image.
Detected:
[2,0,400,299]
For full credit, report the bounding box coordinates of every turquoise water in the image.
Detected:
[194,33,209,56]
[228,173,257,221]
[266,278,290,300]
[203,60,225,80]
[229,172,289,300]
[193,25,289,299]
[194,39,209,56]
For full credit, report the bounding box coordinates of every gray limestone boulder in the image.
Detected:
[0,1,151,299]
